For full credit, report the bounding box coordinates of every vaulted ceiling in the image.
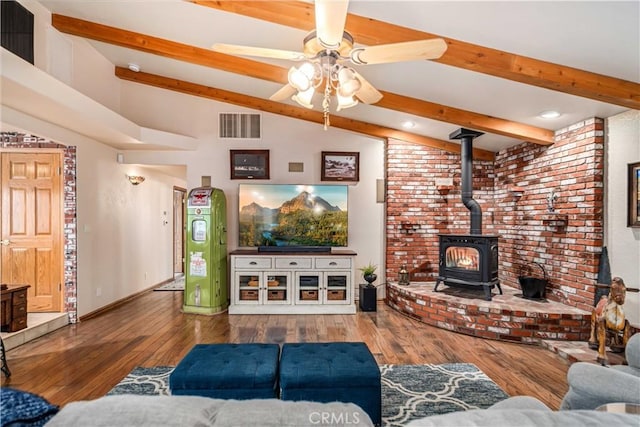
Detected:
[34,1,640,157]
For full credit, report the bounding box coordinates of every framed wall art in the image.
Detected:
[230,149,270,180]
[321,151,359,182]
[629,161,640,227]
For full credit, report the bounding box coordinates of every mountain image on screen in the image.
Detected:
[239,190,348,247]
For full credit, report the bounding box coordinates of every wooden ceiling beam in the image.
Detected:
[115,67,495,161]
[52,14,553,145]
[194,1,640,110]
[51,14,288,82]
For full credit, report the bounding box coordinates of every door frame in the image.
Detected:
[1,148,65,312]
[173,186,187,276]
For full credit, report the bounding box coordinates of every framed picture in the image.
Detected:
[629,161,640,227]
[230,150,270,180]
[321,151,359,182]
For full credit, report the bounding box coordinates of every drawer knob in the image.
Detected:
[289,262,298,266]
[329,262,337,265]
[249,261,257,265]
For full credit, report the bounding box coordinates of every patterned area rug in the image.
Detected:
[154,277,185,291]
[380,363,509,426]
[108,363,508,426]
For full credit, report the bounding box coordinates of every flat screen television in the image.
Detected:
[238,184,348,250]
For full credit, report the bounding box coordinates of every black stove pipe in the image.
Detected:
[449,128,485,235]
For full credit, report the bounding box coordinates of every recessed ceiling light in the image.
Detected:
[128,63,140,72]
[538,110,561,119]
[401,120,416,129]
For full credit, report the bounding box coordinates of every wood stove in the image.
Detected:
[436,234,501,300]
[434,128,502,300]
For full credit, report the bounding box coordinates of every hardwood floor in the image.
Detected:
[1,290,571,409]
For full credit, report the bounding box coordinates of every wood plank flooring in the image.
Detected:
[1,290,571,409]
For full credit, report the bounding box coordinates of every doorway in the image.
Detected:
[173,187,187,277]
[1,151,64,312]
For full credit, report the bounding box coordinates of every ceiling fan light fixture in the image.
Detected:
[337,67,361,97]
[288,64,315,92]
[336,93,358,111]
[292,86,315,109]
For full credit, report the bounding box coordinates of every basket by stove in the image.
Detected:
[518,262,548,300]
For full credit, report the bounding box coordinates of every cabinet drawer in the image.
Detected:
[10,316,27,332]
[12,290,27,304]
[235,257,272,269]
[275,258,312,269]
[12,303,27,318]
[315,258,351,269]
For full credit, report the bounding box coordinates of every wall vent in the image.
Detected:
[219,113,261,139]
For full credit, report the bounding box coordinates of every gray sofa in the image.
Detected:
[406,395,639,426]
[560,333,640,410]
[45,395,374,426]
[44,394,640,427]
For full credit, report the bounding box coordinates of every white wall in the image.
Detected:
[121,82,387,289]
[5,0,387,318]
[605,110,640,326]
[76,141,185,316]
[2,110,186,317]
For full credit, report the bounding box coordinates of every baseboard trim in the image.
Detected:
[79,277,174,322]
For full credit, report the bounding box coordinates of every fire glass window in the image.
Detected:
[445,246,480,271]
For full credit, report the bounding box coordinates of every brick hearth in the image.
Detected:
[385,282,592,344]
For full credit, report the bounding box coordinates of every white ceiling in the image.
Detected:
[33,1,640,152]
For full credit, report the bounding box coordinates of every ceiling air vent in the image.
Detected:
[218,113,261,139]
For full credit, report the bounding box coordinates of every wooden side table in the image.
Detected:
[1,284,30,332]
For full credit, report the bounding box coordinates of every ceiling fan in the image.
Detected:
[212,0,448,128]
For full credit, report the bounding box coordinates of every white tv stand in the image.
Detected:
[228,249,357,314]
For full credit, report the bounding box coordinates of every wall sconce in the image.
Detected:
[127,175,145,185]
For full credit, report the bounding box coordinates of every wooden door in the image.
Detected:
[173,187,186,275]
[1,151,63,312]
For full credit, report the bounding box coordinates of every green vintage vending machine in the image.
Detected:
[183,187,228,314]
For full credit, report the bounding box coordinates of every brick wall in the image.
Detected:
[494,118,605,312]
[1,133,78,322]
[386,119,604,312]
[386,139,495,281]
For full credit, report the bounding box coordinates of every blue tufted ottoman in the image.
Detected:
[279,342,381,426]
[169,343,280,399]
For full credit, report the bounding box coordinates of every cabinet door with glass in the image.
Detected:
[295,271,322,305]
[263,272,292,305]
[323,271,351,305]
[234,271,263,305]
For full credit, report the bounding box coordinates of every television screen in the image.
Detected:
[238,184,348,248]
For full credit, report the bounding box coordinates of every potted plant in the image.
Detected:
[359,263,378,287]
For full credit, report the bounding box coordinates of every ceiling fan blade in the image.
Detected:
[212,43,306,61]
[269,84,297,102]
[351,70,383,104]
[315,0,349,48]
[350,38,448,65]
